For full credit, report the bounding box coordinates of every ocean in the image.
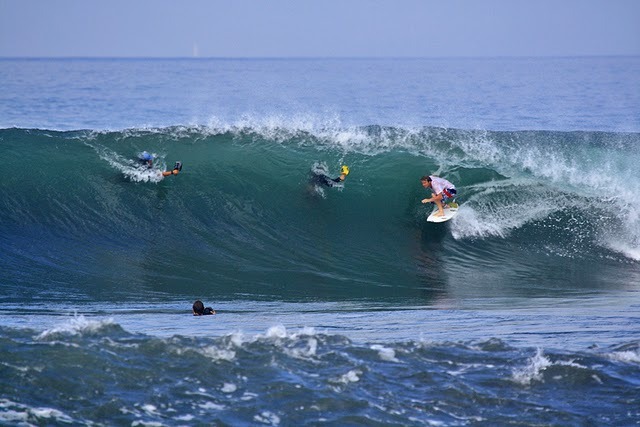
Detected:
[0,57,639,426]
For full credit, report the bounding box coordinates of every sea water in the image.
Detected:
[0,57,639,425]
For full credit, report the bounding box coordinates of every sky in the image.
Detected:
[1,0,639,58]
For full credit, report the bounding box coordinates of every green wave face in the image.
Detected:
[1,126,639,303]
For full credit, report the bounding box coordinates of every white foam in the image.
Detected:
[604,236,640,261]
[335,369,362,384]
[260,326,320,359]
[0,398,74,424]
[221,383,237,393]
[224,326,321,350]
[200,113,410,156]
[371,344,400,362]
[132,421,164,427]
[286,337,318,359]
[512,351,588,386]
[451,180,558,240]
[1,361,42,373]
[241,392,259,401]
[227,331,246,348]
[609,350,640,364]
[105,154,166,183]
[266,325,288,339]
[200,346,236,362]
[174,414,195,422]
[140,404,160,416]
[198,401,225,411]
[254,411,281,426]
[408,418,446,426]
[512,348,552,385]
[84,139,168,183]
[36,314,115,340]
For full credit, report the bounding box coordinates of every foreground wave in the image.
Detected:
[0,317,638,426]
[1,125,639,303]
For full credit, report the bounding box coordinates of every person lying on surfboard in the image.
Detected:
[138,151,182,177]
[420,175,457,217]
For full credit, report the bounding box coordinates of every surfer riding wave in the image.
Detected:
[421,175,457,217]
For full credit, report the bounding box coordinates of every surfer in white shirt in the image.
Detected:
[421,175,457,217]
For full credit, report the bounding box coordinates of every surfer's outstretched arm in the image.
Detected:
[162,161,183,177]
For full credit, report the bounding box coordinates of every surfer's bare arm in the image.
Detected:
[161,161,183,177]
[161,167,181,177]
[422,193,441,204]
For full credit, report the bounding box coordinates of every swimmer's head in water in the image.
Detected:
[341,165,350,176]
[193,300,204,315]
[140,151,153,161]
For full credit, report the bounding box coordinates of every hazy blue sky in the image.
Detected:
[1,0,638,57]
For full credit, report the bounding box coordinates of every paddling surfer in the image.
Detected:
[311,165,350,187]
[137,151,182,177]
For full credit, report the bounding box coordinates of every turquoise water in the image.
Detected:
[1,57,639,425]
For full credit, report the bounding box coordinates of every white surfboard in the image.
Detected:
[427,203,459,223]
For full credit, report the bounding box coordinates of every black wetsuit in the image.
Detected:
[312,174,343,187]
[203,307,215,315]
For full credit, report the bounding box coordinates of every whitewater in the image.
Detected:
[0,57,639,425]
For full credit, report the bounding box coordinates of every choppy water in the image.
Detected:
[1,57,639,425]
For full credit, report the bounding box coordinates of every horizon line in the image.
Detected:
[1,54,638,61]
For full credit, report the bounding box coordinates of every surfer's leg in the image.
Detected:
[433,198,445,216]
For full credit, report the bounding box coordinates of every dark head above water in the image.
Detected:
[192,300,215,316]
